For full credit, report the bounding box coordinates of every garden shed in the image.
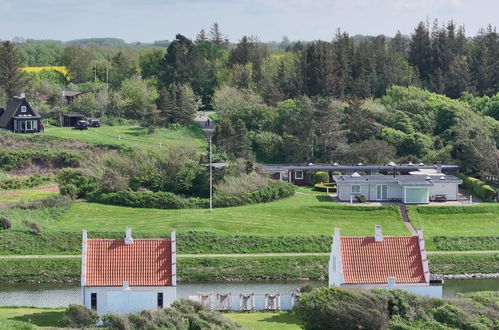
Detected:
[61,113,85,127]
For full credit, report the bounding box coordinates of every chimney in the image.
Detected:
[125,227,133,245]
[436,161,442,174]
[375,225,383,242]
[387,277,397,289]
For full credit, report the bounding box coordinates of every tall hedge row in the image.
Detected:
[459,174,497,202]
[213,180,296,207]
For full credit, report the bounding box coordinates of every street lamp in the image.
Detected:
[209,134,213,211]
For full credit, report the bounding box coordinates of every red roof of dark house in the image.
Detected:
[85,238,173,286]
[340,236,426,284]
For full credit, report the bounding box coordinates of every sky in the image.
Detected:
[0,0,497,43]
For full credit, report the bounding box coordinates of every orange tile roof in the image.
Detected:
[340,236,426,284]
[85,239,172,287]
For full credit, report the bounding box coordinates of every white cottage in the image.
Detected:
[333,172,462,204]
[81,228,177,315]
[329,225,442,297]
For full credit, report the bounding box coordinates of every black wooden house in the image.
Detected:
[0,96,41,133]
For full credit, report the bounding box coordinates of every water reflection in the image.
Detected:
[0,279,497,308]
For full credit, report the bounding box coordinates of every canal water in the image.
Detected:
[0,279,497,308]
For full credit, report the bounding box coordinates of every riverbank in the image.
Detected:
[0,253,497,283]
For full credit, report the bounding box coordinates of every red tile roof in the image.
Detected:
[85,239,172,286]
[340,236,426,284]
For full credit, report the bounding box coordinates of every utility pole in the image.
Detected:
[209,134,213,211]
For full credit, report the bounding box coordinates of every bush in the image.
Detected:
[57,169,98,199]
[16,195,72,211]
[0,149,82,170]
[460,174,497,202]
[433,236,499,251]
[23,220,41,235]
[313,171,330,184]
[432,304,471,329]
[64,304,98,328]
[0,174,51,190]
[0,216,11,230]
[294,287,389,330]
[89,190,205,209]
[214,180,296,207]
[355,194,367,203]
[103,313,132,330]
[313,182,336,192]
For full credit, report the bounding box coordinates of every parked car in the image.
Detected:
[88,119,101,127]
[74,120,89,130]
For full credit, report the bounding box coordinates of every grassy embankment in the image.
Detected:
[43,124,206,151]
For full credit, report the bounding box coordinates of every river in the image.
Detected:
[0,279,497,308]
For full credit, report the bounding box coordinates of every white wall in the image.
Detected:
[83,286,176,315]
[188,294,296,311]
[430,182,458,200]
[342,284,442,298]
[367,183,402,201]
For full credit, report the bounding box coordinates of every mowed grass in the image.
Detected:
[0,184,58,203]
[44,124,206,151]
[226,312,301,330]
[0,307,65,328]
[49,189,409,236]
[409,204,499,238]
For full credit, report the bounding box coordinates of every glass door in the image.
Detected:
[376,184,388,200]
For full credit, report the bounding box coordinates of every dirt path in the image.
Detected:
[1,250,497,259]
[195,111,215,137]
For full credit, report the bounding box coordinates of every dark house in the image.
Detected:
[0,96,41,133]
[62,90,84,104]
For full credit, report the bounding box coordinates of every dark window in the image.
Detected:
[157,292,164,309]
[91,293,97,311]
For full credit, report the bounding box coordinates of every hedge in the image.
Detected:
[459,174,497,202]
[433,236,499,251]
[89,190,208,209]
[0,174,51,190]
[0,231,331,255]
[313,171,330,184]
[0,149,82,170]
[213,180,296,207]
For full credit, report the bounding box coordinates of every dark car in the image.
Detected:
[74,120,89,130]
[88,119,101,127]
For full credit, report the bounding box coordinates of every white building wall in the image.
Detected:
[83,286,177,315]
[367,182,402,201]
[341,283,442,298]
[429,182,458,200]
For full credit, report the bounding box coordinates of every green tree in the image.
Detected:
[0,41,28,97]
[157,83,200,126]
[109,51,138,88]
[60,45,94,83]
[117,78,158,119]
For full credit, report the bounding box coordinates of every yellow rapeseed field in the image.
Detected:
[21,66,70,77]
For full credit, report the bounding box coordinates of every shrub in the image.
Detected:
[313,171,330,184]
[0,174,51,190]
[0,216,11,230]
[294,287,389,330]
[57,169,98,199]
[214,180,296,207]
[432,304,472,329]
[89,190,204,209]
[460,174,497,202]
[17,195,72,211]
[102,313,132,330]
[64,304,98,328]
[355,194,367,203]
[313,182,336,192]
[23,220,41,235]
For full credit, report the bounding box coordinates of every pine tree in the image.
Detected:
[409,22,433,81]
[0,41,28,97]
[196,29,207,42]
[209,22,227,45]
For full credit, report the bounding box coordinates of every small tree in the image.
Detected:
[313,171,330,184]
[64,304,98,328]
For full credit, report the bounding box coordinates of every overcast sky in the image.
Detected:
[0,0,497,43]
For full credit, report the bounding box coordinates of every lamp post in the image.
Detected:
[209,134,213,211]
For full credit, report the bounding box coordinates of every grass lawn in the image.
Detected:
[409,204,499,248]
[0,184,58,203]
[48,189,408,236]
[225,312,301,330]
[0,307,65,328]
[44,124,206,151]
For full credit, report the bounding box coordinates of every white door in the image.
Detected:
[376,185,387,200]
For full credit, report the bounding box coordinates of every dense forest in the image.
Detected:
[0,20,497,180]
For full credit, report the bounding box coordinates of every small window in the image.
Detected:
[20,106,27,113]
[351,185,361,194]
[295,171,304,180]
[90,293,97,311]
[157,292,164,309]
